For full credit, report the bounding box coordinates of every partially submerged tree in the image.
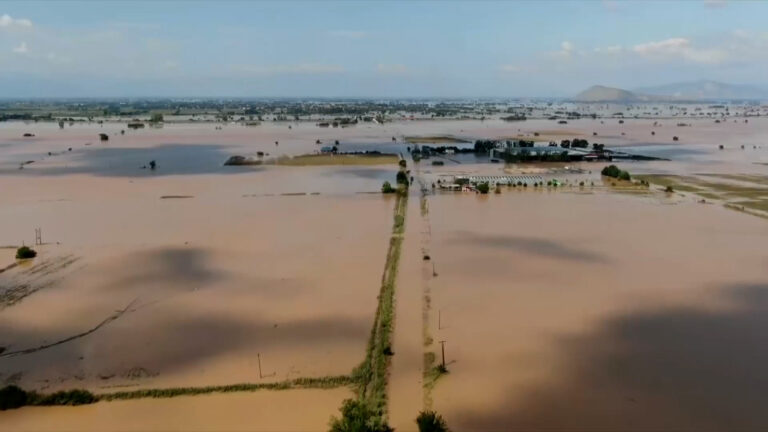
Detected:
[416,411,450,432]
[381,181,396,194]
[602,164,630,181]
[0,385,29,410]
[329,399,391,432]
[16,246,37,259]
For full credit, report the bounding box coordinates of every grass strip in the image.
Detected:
[100,375,354,401]
[340,191,407,429]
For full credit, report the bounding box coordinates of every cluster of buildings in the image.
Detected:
[438,175,546,190]
[488,140,608,162]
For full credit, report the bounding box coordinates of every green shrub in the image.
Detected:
[416,411,450,432]
[329,398,392,432]
[36,389,97,406]
[602,164,631,181]
[618,170,631,181]
[476,182,490,194]
[601,164,621,178]
[398,159,407,168]
[16,246,36,259]
[381,181,395,194]
[394,214,404,229]
[0,385,30,411]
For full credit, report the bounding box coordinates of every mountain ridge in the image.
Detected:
[573,81,768,102]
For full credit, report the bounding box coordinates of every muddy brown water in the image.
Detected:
[2,118,768,430]
[427,191,768,431]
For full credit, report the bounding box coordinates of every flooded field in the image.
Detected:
[2,116,768,430]
[1,387,351,431]
[0,177,394,392]
[425,191,768,430]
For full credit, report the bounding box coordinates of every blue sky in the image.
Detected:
[1,0,766,97]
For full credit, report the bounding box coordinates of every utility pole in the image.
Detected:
[257,353,263,379]
[439,340,446,368]
[35,228,42,246]
[438,309,442,330]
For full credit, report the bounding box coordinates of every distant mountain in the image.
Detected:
[573,81,768,103]
[572,85,642,103]
[633,80,768,101]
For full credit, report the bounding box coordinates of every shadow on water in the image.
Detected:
[100,247,224,294]
[323,167,395,181]
[1,144,261,177]
[457,283,768,431]
[448,231,610,264]
[0,246,370,381]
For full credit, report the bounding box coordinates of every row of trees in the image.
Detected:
[329,399,449,432]
[0,385,96,411]
[382,160,410,194]
[601,164,631,181]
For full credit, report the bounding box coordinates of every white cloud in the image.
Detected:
[233,63,345,76]
[548,41,576,60]
[376,63,409,76]
[0,13,32,28]
[12,41,28,54]
[632,37,728,64]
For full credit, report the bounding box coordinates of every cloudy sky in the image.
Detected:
[1,0,767,98]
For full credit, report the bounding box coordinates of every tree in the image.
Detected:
[476,182,490,194]
[601,165,621,178]
[16,246,36,259]
[0,385,30,411]
[618,170,631,181]
[398,159,407,168]
[381,181,395,194]
[416,411,450,432]
[99,133,109,141]
[329,399,391,432]
[149,113,164,123]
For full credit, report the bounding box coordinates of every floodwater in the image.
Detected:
[1,387,351,431]
[2,117,768,430]
[0,186,394,392]
[426,191,768,431]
